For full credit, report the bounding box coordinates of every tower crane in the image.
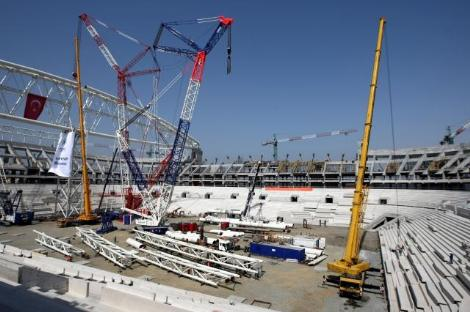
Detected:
[440,120,470,145]
[326,17,385,298]
[262,129,357,161]
[122,16,233,227]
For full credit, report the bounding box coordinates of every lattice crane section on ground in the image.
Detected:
[138,248,239,287]
[134,229,262,276]
[33,230,85,257]
[75,227,136,268]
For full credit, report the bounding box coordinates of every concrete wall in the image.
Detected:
[19,266,68,294]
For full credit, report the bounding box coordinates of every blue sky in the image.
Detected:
[1,0,469,161]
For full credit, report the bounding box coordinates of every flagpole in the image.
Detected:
[74,35,97,223]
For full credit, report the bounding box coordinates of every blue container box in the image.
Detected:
[123,214,132,225]
[249,242,305,261]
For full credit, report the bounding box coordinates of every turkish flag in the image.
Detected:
[24,93,47,120]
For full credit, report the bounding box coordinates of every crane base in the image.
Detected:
[327,259,370,276]
[77,214,99,224]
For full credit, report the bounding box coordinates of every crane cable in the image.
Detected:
[384,28,401,246]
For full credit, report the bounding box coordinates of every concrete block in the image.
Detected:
[19,266,68,294]
[227,295,246,304]
[0,259,21,282]
[112,275,123,284]
[4,245,22,256]
[101,286,186,312]
[408,283,428,310]
[395,285,413,311]
[68,277,89,298]
[122,277,133,286]
[107,283,155,301]
[447,277,469,299]
[92,273,105,283]
[64,268,79,278]
[78,270,93,280]
[440,279,461,303]
[425,282,446,305]
[456,270,470,290]
[22,250,32,258]
[138,275,153,281]
[88,281,105,298]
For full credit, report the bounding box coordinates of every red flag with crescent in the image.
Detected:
[24,93,47,120]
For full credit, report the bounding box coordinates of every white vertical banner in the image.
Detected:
[49,131,75,177]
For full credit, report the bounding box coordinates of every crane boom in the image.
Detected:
[276,129,357,143]
[262,129,357,161]
[79,14,120,71]
[126,16,233,227]
[79,13,161,214]
[327,17,386,297]
[241,161,262,218]
[440,120,470,145]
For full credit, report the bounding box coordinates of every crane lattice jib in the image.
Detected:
[451,120,470,140]
[79,13,160,197]
[241,161,262,218]
[135,17,232,226]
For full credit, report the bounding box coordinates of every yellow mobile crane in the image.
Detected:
[74,35,97,224]
[327,17,386,298]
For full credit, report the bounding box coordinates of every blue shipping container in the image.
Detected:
[250,242,305,261]
[123,214,132,225]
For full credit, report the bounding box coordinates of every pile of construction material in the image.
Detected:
[134,229,263,282]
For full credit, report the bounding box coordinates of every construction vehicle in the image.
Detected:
[72,29,97,224]
[0,190,34,225]
[440,120,470,145]
[262,129,357,161]
[326,17,386,298]
[240,161,263,221]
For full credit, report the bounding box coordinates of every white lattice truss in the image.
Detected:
[34,230,85,257]
[0,59,200,150]
[134,230,263,277]
[138,248,239,287]
[75,227,136,268]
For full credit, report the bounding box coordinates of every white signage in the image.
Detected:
[49,131,75,177]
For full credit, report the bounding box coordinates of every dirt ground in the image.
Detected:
[0,219,387,312]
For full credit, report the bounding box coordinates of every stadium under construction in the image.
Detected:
[0,11,469,312]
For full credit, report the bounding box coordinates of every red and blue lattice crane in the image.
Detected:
[128,16,233,226]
